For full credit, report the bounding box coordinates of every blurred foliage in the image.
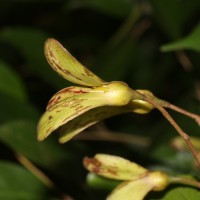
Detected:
[0,0,199,199]
[161,23,200,52]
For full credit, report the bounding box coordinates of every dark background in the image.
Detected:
[0,1,199,199]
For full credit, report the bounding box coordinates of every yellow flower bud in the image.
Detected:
[94,81,133,106]
[130,90,154,114]
[149,171,169,191]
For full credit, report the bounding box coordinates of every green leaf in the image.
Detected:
[0,120,67,168]
[161,24,200,52]
[67,0,133,18]
[150,0,200,39]
[86,173,120,190]
[162,187,200,200]
[44,38,105,87]
[0,60,27,101]
[0,161,49,200]
[0,93,39,122]
[150,0,184,39]
[151,143,194,172]
[96,37,136,81]
[83,154,147,180]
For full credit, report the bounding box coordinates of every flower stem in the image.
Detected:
[170,176,200,189]
[133,90,200,168]
[16,153,74,200]
[16,153,55,189]
[160,100,200,126]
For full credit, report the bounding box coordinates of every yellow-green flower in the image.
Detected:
[83,154,200,200]
[84,154,169,200]
[37,38,155,143]
[37,38,200,159]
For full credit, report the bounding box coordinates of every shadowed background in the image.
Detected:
[0,1,200,199]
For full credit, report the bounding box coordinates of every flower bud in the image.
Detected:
[149,171,169,191]
[95,81,133,106]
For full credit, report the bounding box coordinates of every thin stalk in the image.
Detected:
[16,153,55,189]
[176,50,193,72]
[160,100,200,126]
[170,176,200,189]
[16,153,73,200]
[133,90,200,167]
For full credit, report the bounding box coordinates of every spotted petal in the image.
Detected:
[59,106,130,143]
[45,38,106,86]
[83,154,147,180]
[37,89,115,142]
[84,154,169,200]
[46,86,92,110]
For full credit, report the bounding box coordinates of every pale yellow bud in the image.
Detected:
[149,171,169,191]
[130,90,154,114]
[94,81,133,106]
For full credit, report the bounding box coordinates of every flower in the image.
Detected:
[83,154,200,200]
[37,38,154,143]
[37,37,200,160]
[83,154,169,200]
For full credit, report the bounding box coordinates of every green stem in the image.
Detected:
[170,176,200,189]
[16,153,74,200]
[16,153,55,189]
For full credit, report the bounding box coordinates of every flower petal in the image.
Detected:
[37,91,111,142]
[107,171,169,200]
[107,179,153,200]
[59,106,129,143]
[83,154,147,181]
[46,86,92,110]
[45,38,106,86]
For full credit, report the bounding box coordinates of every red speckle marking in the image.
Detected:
[83,157,102,174]
[48,115,53,120]
[47,95,61,109]
[59,87,88,94]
